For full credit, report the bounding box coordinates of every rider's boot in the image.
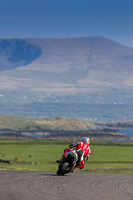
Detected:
[75,160,84,169]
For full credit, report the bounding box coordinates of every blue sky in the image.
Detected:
[0,0,133,47]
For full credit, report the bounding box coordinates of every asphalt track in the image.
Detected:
[0,170,133,200]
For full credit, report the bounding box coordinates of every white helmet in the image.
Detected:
[82,137,90,144]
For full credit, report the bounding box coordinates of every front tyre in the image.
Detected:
[57,162,70,176]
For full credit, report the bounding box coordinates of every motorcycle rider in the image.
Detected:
[57,137,91,169]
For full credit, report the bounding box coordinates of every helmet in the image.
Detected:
[82,137,90,144]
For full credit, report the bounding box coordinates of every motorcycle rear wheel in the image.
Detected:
[57,162,70,176]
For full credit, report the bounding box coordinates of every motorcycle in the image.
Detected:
[56,148,79,176]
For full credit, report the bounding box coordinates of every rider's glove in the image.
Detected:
[69,144,73,148]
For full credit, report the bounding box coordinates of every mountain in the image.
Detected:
[0,36,133,105]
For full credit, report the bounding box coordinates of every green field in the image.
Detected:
[0,140,133,174]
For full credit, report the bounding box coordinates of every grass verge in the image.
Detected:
[0,139,133,174]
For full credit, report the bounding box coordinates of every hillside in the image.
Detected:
[0,115,104,131]
[0,115,130,141]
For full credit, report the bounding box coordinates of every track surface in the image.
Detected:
[0,170,133,200]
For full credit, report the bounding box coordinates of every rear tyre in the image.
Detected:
[57,162,70,176]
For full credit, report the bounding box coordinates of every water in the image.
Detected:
[23,129,133,140]
[119,128,133,138]
[23,134,46,138]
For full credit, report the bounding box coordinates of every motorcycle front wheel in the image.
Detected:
[57,162,70,176]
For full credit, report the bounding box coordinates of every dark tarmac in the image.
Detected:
[0,170,133,200]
